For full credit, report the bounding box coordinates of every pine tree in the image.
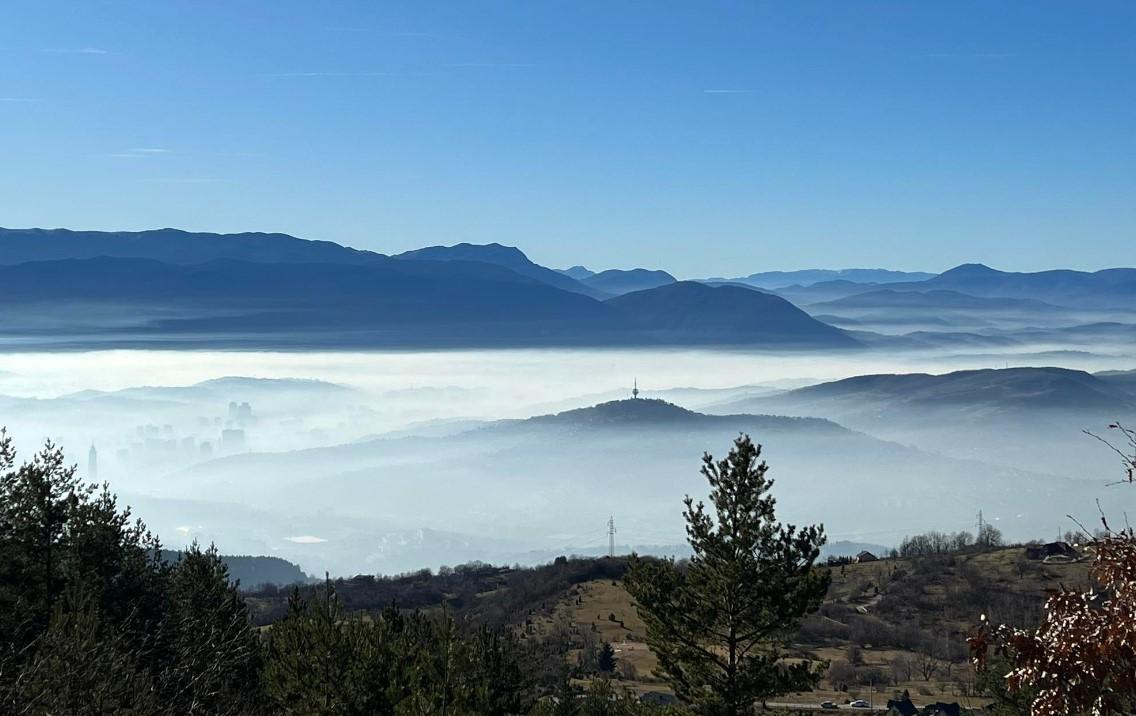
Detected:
[8,588,158,716]
[598,642,617,674]
[159,542,263,713]
[624,434,830,716]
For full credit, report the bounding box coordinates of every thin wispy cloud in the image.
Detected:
[324,27,430,37]
[40,47,109,55]
[285,535,328,544]
[266,71,394,78]
[204,150,266,159]
[0,97,39,103]
[106,147,171,159]
[145,177,225,184]
[444,62,536,68]
[922,52,1016,59]
[703,89,751,94]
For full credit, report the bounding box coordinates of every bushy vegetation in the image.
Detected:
[971,424,1136,716]
[6,423,1116,715]
[0,431,262,714]
[248,556,629,627]
[1,428,810,714]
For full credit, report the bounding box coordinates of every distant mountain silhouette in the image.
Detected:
[606,282,859,347]
[808,288,1060,311]
[721,367,1136,415]
[0,227,378,266]
[65,376,353,403]
[522,398,847,432]
[557,265,595,280]
[582,268,676,295]
[177,391,1092,566]
[0,256,855,349]
[710,366,1136,480]
[884,264,1136,308]
[160,550,309,588]
[1096,369,1136,393]
[714,268,935,290]
[0,256,623,345]
[394,242,606,298]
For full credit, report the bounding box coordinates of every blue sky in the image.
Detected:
[1,1,1132,277]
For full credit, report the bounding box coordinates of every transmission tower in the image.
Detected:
[608,516,617,558]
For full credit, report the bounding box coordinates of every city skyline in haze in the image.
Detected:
[1,1,1133,276]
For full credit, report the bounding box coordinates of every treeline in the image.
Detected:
[159,549,310,591]
[897,525,1004,558]
[0,432,675,714]
[247,555,630,628]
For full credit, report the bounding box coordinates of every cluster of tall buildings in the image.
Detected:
[111,400,257,469]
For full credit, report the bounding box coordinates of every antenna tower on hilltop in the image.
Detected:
[632,378,639,400]
[608,516,617,558]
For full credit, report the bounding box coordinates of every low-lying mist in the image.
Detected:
[1,344,1132,576]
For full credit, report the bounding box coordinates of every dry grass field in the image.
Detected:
[523,546,1092,708]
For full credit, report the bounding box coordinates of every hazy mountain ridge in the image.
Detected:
[581,268,676,295]
[557,265,596,280]
[0,227,380,266]
[394,242,607,299]
[520,398,847,433]
[883,263,1136,308]
[709,268,936,290]
[159,549,310,588]
[710,366,1136,479]
[605,282,859,347]
[165,395,1098,575]
[0,256,857,349]
[808,288,1062,312]
[721,366,1136,414]
[4,228,1133,352]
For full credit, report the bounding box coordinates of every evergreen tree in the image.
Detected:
[263,581,391,714]
[400,608,480,716]
[7,587,158,716]
[624,434,830,716]
[0,431,266,714]
[597,642,617,674]
[468,625,531,715]
[158,543,263,713]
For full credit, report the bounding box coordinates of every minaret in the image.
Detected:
[632,378,639,400]
[88,443,98,481]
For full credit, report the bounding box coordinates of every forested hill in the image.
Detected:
[160,550,309,589]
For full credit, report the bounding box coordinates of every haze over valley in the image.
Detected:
[2,228,1132,578]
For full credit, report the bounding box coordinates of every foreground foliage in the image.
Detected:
[625,435,830,716]
[0,428,703,714]
[0,430,262,714]
[971,424,1136,716]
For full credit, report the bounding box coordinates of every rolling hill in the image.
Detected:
[581,268,676,296]
[884,263,1136,308]
[606,282,859,347]
[0,255,858,349]
[719,367,1136,415]
[167,397,1104,576]
[394,242,605,298]
[711,268,936,290]
[0,255,624,346]
[808,288,1060,312]
[711,367,1136,479]
[0,226,378,266]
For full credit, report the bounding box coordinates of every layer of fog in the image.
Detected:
[0,344,1133,576]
